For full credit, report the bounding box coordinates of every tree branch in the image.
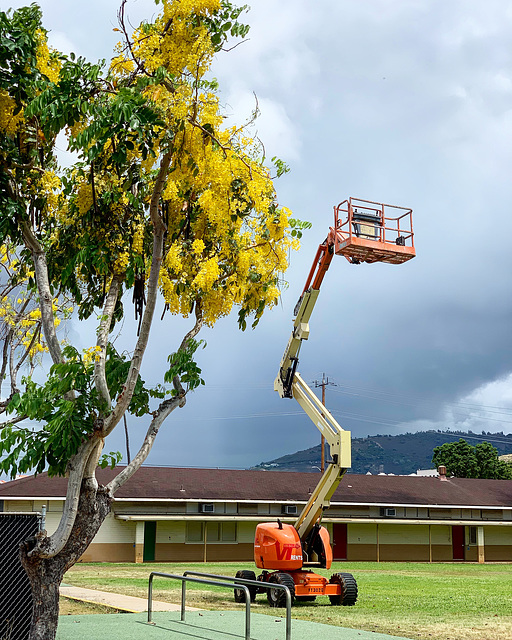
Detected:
[28,436,100,558]
[83,437,104,481]
[12,323,41,381]
[102,151,172,437]
[94,277,120,412]
[21,221,63,365]
[107,303,204,495]
[0,326,14,389]
[107,379,186,495]
[0,413,27,426]
[178,297,203,351]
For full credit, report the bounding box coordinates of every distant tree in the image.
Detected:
[432,438,512,479]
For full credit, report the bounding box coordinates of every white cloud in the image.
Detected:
[398,374,512,436]
[222,89,300,161]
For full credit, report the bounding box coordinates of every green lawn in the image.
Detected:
[64,561,512,640]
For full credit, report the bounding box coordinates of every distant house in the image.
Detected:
[0,466,511,564]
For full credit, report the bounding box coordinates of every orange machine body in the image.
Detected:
[254,522,333,571]
[254,522,339,597]
[254,522,303,571]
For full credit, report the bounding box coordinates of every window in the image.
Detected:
[282,505,298,515]
[207,523,220,542]
[238,503,256,515]
[187,521,237,543]
[186,521,203,542]
[469,526,477,545]
[483,509,502,520]
[222,522,237,542]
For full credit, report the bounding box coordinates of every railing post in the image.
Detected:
[285,586,291,640]
[181,579,186,621]
[146,572,253,640]
[183,570,291,640]
[147,573,153,624]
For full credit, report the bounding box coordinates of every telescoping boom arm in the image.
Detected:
[274,232,350,543]
[274,199,415,548]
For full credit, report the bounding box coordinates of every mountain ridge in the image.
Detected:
[252,430,512,475]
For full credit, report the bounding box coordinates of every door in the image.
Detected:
[452,525,465,561]
[332,523,348,560]
[143,521,156,562]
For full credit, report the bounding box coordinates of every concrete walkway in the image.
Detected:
[58,587,415,640]
[57,610,414,640]
[60,585,200,613]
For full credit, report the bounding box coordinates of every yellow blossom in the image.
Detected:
[35,29,61,83]
[0,90,23,135]
[192,239,205,254]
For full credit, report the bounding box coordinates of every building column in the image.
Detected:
[477,526,485,564]
[135,521,144,563]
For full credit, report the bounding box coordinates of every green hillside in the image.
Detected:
[253,430,512,475]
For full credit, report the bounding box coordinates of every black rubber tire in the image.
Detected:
[234,570,257,603]
[328,572,358,606]
[266,572,295,608]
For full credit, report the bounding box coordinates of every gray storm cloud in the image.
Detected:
[6,0,512,467]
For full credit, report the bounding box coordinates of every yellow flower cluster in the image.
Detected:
[42,0,297,330]
[82,346,102,366]
[160,20,212,77]
[114,251,130,274]
[149,77,295,323]
[191,239,205,254]
[132,224,145,255]
[163,0,221,19]
[165,244,184,273]
[0,293,49,360]
[35,29,61,84]
[0,90,24,135]
[109,54,135,79]
[75,182,94,215]
[128,0,220,79]
[39,170,62,215]
[193,257,219,290]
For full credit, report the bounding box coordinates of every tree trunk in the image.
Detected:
[20,479,112,640]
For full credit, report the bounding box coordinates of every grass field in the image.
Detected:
[59,597,123,616]
[63,561,512,640]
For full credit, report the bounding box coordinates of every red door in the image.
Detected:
[452,525,465,560]
[333,523,347,560]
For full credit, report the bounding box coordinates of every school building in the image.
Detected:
[0,466,511,564]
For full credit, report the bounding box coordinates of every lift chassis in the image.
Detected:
[234,198,415,607]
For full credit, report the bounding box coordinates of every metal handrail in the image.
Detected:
[148,572,251,640]
[183,570,292,640]
[333,198,414,250]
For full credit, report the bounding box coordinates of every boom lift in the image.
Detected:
[234,198,415,607]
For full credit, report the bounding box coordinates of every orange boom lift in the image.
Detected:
[234,198,415,607]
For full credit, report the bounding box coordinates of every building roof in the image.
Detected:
[0,467,511,508]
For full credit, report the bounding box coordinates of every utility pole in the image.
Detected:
[314,373,335,472]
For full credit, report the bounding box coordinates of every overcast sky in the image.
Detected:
[5,0,512,469]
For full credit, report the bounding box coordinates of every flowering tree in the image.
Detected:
[0,2,301,637]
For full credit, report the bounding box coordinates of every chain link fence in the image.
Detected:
[0,513,41,640]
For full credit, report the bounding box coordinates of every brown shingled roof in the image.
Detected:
[0,467,511,507]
